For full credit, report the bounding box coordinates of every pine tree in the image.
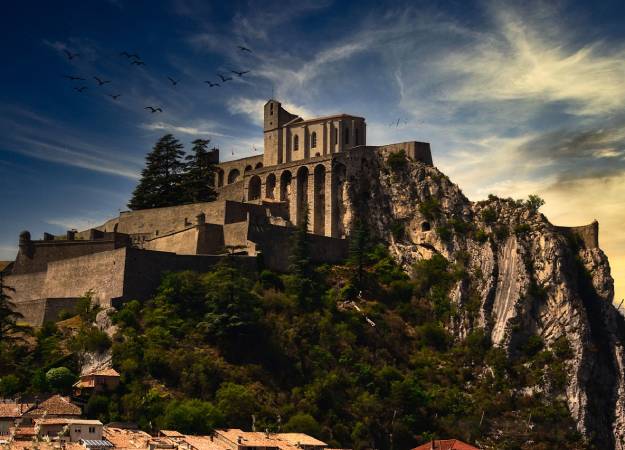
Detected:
[0,273,29,343]
[181,139,217,204]
[289,205,313,307]
[128,134,186,210]
[348,219,371,290]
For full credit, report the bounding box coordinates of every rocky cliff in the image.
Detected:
[346,153,625,449]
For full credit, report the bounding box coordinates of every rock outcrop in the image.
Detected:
[346,153,625,449]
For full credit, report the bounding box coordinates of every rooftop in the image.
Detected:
[413,440,480,450]
[26,394,81,417]
[36,418,103,426]
[0,402,32,418]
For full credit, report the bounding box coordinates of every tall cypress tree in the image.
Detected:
[0,273,28,343]
[289,205,314,308]
[128,134,186,210]
[348,219,371,290]
[181,139,217,204]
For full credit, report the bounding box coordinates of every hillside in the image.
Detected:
[2,151,624,449]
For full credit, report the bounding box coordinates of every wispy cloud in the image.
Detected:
[140,121,228,137]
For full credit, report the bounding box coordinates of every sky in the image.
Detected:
[1,0,625,304]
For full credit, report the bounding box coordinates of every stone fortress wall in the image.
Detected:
[3,98,598,326]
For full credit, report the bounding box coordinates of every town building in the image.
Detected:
[73,368,121,397]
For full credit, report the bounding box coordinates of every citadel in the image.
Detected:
[3,100,434,325]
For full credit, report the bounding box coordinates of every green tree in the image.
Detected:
[284,413,322,438]
[0,273,29,343]
[128,134,186,210]
[160,399,222,434]
[289,205,315,307]
[348,219,371,291]
[181,139,217,203]
[46,367,76,393]
[216,382,257,429]
[0,374,20,397]
[525,194,545,213]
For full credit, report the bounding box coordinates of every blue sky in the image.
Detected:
[2,0,625,301]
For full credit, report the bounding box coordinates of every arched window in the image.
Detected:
[293,135,299,151]
[311,132,317,148]
[344,127,349,144]
[270,103,274,115]
[333,127,337,143]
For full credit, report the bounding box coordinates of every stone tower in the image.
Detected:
[263,99,299,167]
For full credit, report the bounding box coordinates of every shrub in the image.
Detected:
[525,194,545,213]
[72,326,112,353]
[481,208,497,224]
[259,270,284,291]
[514,223,531,235]
[523,335,544,358]
[0,374,20,397]
[390,220,405,241]
[436,225,451,241]
[46,367,76,393]
[387,280,414,304]
[474,229,489,243]
[387,150,407,172]
[419,198,441,220]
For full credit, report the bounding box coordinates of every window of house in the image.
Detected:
[75,428,81,433]
[293,135,299,150]
[344,127,349,144]
[89,427,96,433]
[311,132,317,148]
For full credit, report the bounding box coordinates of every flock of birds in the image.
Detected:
[61,45,254,114]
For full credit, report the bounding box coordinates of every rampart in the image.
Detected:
[555,220,599,249]
[12,234,130,275]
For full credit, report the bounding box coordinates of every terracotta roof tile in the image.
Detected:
[412,439,480,450]
[26,394,81,417]
[87,368,120,377]
[0,402,32,418]
[277,433,327,447]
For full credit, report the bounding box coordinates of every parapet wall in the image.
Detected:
[555,220,599,249]
[375,141,433,166]
[12,238,126,275]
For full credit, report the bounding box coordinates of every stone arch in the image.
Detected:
[313,164,326,235]
[266,173,276,199]
[248,175,261,201]
[296,166,309,226]
[244,165,253,173]
[333,162,348,238]
[227,168,240,184]
[421,221,431,232]
[216,168,225,187]
[255,162,263,169]
[280,170,293,214]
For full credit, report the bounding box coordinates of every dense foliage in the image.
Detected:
[0,221,586,449]
[128,134,217,210]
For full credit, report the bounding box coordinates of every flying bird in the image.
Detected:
[63,50,80,60]
[108,94,121,100]
[63,75,86,81]
[238,46,252,53]
[217,73,232,83]
[230,70,250,77]
[144,106,162,113]
[94,76,111,86]
[131,60,145,66]
[204,81,220,87]
[167,76,179,86]
[73,86,87,92]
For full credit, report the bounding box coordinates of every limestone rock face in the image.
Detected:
[347,154,625,449]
